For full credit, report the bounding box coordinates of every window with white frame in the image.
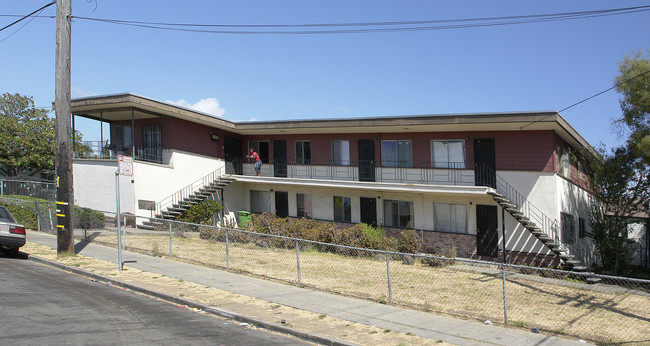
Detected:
[384,200,414,228]
[431,140,465,169]
[296,193,312,218]
[557,146,571,178]
[381,140,412,167]
[433,203,467,233]
[333,196,351,222]
[295,140,311,164]
[332,140,350,165]
[250,190,271,214]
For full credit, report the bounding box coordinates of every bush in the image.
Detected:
[179,200,223,225]
[0,203,38,229]
[397,229,422,254]
[72,207,106,229]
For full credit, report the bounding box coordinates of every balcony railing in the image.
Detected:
[73,141,164,164]
[226,159,475,186]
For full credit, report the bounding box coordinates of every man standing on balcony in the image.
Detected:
[247,147,262,176]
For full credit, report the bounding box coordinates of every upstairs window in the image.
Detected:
[431,140,465,169]
[332,140,350,165]
[557,146,571,178]
[248,141,269,163]
[382,140,412,167]
[295,140,311,164]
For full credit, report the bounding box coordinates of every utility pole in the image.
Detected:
[55,0,73,254]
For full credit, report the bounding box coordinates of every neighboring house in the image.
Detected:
[70,93,599,270]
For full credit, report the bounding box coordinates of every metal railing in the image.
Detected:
[0,178,56,200]
[73,141,164,164]
[154,168,224,215]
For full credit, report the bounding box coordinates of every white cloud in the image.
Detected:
[167,97,226,117]
[71,86,98,98]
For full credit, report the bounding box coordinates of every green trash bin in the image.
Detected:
[237,211,251,227]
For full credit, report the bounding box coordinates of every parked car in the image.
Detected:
[0,206,26,255]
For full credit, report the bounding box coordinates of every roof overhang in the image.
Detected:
[68,93,598,157]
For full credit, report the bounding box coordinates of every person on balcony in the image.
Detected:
[246,147,262,176]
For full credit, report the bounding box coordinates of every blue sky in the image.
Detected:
[2,1,649,150]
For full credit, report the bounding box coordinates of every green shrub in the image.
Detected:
[179,200,223,225]
[0,203,38,229]
[72,207,106,229]
[397,229,422,254]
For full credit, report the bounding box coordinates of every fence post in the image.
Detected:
[385,251,392,305]
[502,264,508,325]
[35,200,41,232]
[225,228,230,271]
[296,239,302,288]
[169,222,173,258]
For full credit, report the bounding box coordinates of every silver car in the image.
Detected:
[0,206,26,255]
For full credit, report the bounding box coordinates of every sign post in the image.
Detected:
[115,155,133,271]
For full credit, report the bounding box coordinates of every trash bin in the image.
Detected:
[237,211,251,227]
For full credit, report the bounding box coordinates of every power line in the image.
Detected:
[70,5,650,35]
[0,1,55,33]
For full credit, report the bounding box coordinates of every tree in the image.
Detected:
[587,146,648,274]
[615,50,650,165]
[0,93,55,177]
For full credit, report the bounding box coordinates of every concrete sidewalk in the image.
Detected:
[25,230,587,346]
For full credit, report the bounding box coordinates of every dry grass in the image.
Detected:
[89,232,650,344]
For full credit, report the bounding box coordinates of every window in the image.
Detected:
[297,193,312,218]
[114,126,132,151]
[557,146,571,178]
[248,141,269,163]
[433,203,467,233]
[579,217,586,238]
[561,212,576,244]
[333,196,351,222]
[250,190,272,214]
[431,140,465,168]
[381,140,412,167]
[332,140,350,165]
[384,200,414,228]
[295,140,311,164]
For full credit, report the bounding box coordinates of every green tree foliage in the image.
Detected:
[615,50,650,164]
[587,147,648,274]
[0,93,55,177]
[179,200,223,225]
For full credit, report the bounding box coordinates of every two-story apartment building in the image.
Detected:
[70,93,598,270]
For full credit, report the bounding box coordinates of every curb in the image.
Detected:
[28,254,355,346]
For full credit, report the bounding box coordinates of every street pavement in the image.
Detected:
[25,230,589,345]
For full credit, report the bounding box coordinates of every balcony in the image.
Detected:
[73,141,164,165]
[226,158,476,186]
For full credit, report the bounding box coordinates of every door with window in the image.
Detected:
[142,125,162,163]
[360,197,377,226]
[273,140,287,177]
[358,139,375,182]
[476,205,498,257]
[275,191,288,218]
[474,138,496,188]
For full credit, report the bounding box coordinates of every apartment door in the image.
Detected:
[474,138,496,188]
[224,136,243,175]
[476,205,498,257]
[360,197,377,226]
[275,191,289,218]
[358,139,375,182]
[142,125,162,163]
[273,140,287,177]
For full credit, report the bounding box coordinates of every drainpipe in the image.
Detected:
[502,206,507,263]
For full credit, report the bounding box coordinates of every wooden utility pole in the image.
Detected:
[55,0,74,254]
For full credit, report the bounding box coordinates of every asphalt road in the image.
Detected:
[0,251,309,346]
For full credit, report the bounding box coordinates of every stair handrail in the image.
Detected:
[155,168,224,215]
[476,164,589,265]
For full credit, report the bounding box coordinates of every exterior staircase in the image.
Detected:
[139,171,235,230]
[488,189,587,271]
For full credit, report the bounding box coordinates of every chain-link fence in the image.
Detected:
[56,211,649,345]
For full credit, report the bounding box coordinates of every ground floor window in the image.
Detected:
[250,190,271,214]
[297,193,312,218]
[434,203,467,233]
[333,196,351,222]
[384,200,414,228]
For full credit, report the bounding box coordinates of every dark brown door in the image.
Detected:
[358,139,375,182]
[476,204,498,257]
[474,138,496,188]
[360,197,377,226]
[275,191,288,218]
[273,140,287,177]
[224,136,243,175]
